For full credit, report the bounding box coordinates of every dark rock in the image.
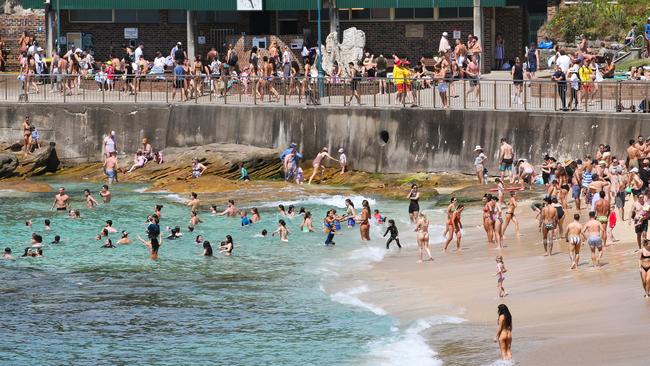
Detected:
[0,153,18,177]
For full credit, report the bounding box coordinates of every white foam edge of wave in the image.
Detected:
[252,194,377,209]
[363,315,466,366]
[324,284,387,316]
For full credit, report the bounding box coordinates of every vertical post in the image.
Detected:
[585,84,588,112]
[328,82,331,104]
[43,82,47,101]
[63,83,66,103]
[4,77,7,100]
[166,80,169,103]
[186,10,196,63]
[508,83,511,108]
[493,81,496,110]
[599,84,603,111]
[254,80,257,105]
[150,80,153,101]
[523,82,527,110]
[373,88,376,107]
[463,80,467,109]
[402,79,406,108]
[432,82,436,108]
[553,82,557,111]
[102,85,105,103]
[134,85,137,103]
[46,1,54,57]
[538,82,541,109]
[473,0,483,71]
[317,0,325,101]
[283,80,287,106]
[83,85,86,101]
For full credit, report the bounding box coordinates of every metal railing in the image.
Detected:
[1,73,649,113]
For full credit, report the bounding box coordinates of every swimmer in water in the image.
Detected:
[102,238,115,248]
[300,211,314,232]
[187,192,200,212]
[215,200,238,217]
[277,204,287,216]
[202,241,213,256]
[251,207,261,223]
[26,219,32,229]
[195,235,204,244]
[3,247,13,259]
[219,235,234,256]
[137,234,162,260]
[272,219,290,242]
[155,204,163,219]
[357,200,371,241]
[52,187,70,212]
[96,228,109,241]
[117,231,131,245]
[210,205,218,215]
[324,211,337,246]
[44,219,51,231]
[99,184,111,203]
[84,189,99,209]
[190,211,203,226]
[345,199,356,228]
[287,205,296,217]
[51,235,61,244]
[167,228,181,240]
[260,230,268,237]
[241,211,252,226]
[104,220,118,233]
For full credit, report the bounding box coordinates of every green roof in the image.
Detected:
[20,0,506,10]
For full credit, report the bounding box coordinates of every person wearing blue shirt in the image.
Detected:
[279,143,302,180]
[241,211,252,226]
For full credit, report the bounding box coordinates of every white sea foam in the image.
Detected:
[255,195,377,209]
[163,193,187,204]
[329,284,387,316]
[364,316,465,366]
[482,359,517,366]
[132,187,149,193]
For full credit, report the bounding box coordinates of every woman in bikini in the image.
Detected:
[494,304,513,361]
[556,165,570,209]
[22,115,32,154]
[495,178,505,206]
[415,212,434,263]
[442,197,457,237]
[492,196,504,249]
[639,240,650,298]
[358,200,371,241]
[482,194,495,244]
[137,234,162,260]
[345,199,356,228]
[502,191,520,237]
[308,147,338,185]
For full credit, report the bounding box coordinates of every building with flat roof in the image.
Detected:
[12,0,548,72]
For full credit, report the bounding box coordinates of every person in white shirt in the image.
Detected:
[555,49,572,74]
[439,32,451,54]
[134,43,144,62]
[282,46,292,79]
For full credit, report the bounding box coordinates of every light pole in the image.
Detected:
[317,0,324,98]
[56,0,60,53]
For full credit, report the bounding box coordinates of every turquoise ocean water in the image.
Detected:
[0,182,464,365]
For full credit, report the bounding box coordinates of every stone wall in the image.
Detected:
[3,103,646,174]
[0,13,46,71]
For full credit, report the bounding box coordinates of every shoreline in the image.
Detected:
[346,198,650,365]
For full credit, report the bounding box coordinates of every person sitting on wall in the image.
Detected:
[127,150,147,173]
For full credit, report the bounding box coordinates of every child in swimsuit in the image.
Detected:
[496,256,508,298]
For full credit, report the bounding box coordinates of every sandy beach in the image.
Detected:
[342,196,650,365]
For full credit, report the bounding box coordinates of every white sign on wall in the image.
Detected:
[237,0,262,11]
[198,36,206,45]
[252,37,267,49]
[124,28,138,40]
[453,30,461,40]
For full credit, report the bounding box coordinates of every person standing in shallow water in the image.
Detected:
[415,212,434,263]
[407,184,420,224]
[358,200,371,241]
[494,304,513,361]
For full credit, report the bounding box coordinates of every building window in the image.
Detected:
[350,8,371,20]
[338,9,350,21]
[439,7,473,19]
[215,11,238,23]
[394,8,433,20]
[278,10,298,35]
[138,10,160,23]
[308,9,330,21]
[371,8,391,19]
[168,10,186,23]
[115,10,137,23]
[69,9,113,22]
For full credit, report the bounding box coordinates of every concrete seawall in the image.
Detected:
[1,103,649,173]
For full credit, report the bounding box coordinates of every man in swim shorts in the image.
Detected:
[52,187,70,212]
[594,190,610,248]
[565,213,583,269]
[540,197,558,256]
[103,151,119,185]
[582,211,604,267]
[498,138,514,183]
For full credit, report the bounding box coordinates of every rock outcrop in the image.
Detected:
[0,153,18,177]
[321,27,366,76]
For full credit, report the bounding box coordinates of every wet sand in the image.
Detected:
[351,199,650,365]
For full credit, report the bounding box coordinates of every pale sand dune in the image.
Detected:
[350,199,650,365]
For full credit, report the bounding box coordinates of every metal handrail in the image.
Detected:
[2,73,649,113]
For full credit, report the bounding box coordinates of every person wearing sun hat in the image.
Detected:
[474,145,488,184]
